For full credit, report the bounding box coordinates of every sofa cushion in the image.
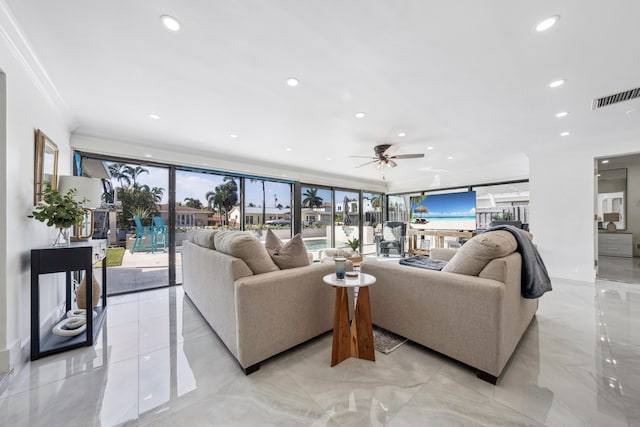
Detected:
[188,229,217,249]
[442,230,517,276]
[214,231,279,274]
[264,229,310,270]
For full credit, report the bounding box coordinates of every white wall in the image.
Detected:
[0,2,74,374]
[529,150,596,282]
[529,139,640,283]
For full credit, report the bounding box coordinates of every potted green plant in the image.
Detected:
[30,181,87,246]
[346,237,361,252]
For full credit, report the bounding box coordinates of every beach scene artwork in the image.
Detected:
[410,191,477,231]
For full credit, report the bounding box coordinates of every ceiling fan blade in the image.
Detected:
[357,160,378,168]
[389,160,398,168]
[349,155,376,159]
[382,145,395,157]
[389,153,425,159]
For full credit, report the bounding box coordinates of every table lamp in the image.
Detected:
[57,176,103,240]
[603,212,620,232]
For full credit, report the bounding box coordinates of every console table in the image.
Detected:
[30,240,107,360]
[408,230,475,256]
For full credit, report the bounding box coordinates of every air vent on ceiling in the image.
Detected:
[592,87,640,110]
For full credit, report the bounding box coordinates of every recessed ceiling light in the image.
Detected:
[398,132,406,137]
[160,15,181,32]
[560,131,571,136]
[149,114,160,120]
[447,156,454,160]
[626,109,636,115]
[229,134,238,139]
[555,111,569,118]
[549,79,566,88]
[286,78,299,87]
[535,15,560,32]
[602,160,609,164]
[285,148,292,152]
[327,157,332,161]
[427,146,434,150]
[144,154,153,158]
[354,112,366,119]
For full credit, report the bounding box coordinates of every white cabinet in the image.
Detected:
[598,233,633,258]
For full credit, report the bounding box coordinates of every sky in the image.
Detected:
[412,191,477,217]
[105,162,380,209]
[107,163,292,207]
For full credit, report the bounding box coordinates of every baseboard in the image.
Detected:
[0,337,22,377]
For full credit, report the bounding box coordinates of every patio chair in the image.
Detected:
[152,216,168,250]
[131,215,157,254]
[376,221,407,257]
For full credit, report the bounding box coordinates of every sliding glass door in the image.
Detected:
[79,156,170,294]
[300,186,332,260]
[334,190,359,250]
[174,170,239,284]
[244,179,292,242]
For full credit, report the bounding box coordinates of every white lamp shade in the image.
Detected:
[57,176,103,209]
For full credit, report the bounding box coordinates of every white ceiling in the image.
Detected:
[6,1,640,191]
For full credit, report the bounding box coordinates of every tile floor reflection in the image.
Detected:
[1,277,638,426]
[598,255,640,284]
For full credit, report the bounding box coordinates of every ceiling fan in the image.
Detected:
[351,144,425,168]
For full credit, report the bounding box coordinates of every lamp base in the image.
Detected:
[71,208,95,240]
[606,221,617,232]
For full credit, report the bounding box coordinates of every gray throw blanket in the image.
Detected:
[483,225,552,298]
[399,255,448,271]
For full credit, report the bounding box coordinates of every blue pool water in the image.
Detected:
[304,239,329,250]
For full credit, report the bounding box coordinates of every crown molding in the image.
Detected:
[0,0,74,124]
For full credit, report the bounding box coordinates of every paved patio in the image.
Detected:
[107,249,181,295]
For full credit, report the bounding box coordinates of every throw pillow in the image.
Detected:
[188,229,217,249]
[264,229,310,269]
[442,230,517,276]
[264,228,282,252]
[214,231,279,274]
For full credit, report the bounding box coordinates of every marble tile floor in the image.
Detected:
[1,277,638,426]
[597,256,640,285]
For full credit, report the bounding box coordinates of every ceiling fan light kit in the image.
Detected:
[350,144,424,177]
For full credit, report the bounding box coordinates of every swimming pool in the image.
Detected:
[303,239,329,250]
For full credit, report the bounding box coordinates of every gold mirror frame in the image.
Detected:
[34,129,58,204]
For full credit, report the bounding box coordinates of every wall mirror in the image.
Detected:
[34,129,58,204]
[597,168,626,231]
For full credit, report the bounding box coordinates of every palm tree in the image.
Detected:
[183,197,203,209]
[206,178,238,227]
[108,162,131,188]
[302,188,323,208]
[371,194,383,210]
[205,190,217,211]
[124,165,149,188]
[150,187,164,203]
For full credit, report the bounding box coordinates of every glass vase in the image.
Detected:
[53,227,71,247]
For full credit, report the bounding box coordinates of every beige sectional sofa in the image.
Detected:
[362,230,539,384]
[182,229,336,373]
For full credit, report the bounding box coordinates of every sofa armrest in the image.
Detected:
[234,262,337,367]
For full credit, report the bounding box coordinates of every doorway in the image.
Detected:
[596,154,640,284]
